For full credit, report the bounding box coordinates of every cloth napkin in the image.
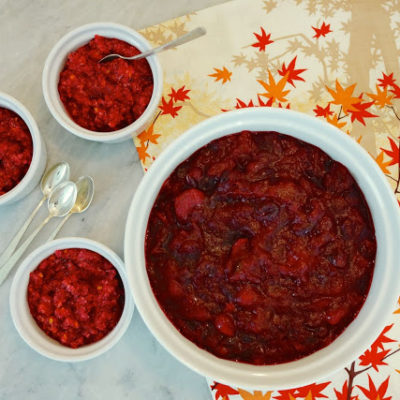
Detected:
[135,0,400,398]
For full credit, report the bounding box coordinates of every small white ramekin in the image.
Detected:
[124,107,400,389]
[10,237,134,362]
[42,22,163,143]
[0,92,47,206]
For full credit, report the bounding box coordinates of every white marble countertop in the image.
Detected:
[0,1,227,398]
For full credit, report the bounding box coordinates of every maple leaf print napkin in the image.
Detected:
[134,0,400,398]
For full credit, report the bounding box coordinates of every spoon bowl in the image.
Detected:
[47,176,94,241]
[48,181,78,217]
[0,162,70,268]
[0,181,77,286]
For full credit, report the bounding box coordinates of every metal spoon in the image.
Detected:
[99,27,206,63]
[47,176,94,241]
[0,162,70,268]
[0,181,77,286]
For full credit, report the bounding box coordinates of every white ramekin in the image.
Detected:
[42,22,163,143]
[0,92,47,206]
[10,237,134,362]
[124,107,400,389]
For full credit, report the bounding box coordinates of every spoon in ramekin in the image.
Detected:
[99,27,206,63]
[0,162,70,268]
[47,176,94,241]
[0,181,77,286]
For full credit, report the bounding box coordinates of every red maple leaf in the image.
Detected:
[168,85,190,102]
[296,382,331,398]
[390,83,400,99]
[273,389,298,400]
[251,27,274,51]
[211,382,239,400]
[333,381,359,400]
[278,102,291,108]
[278,56,307,87]
[381,138,400,166]
[313,104,333,117]
[159,96,182,118]
[378,72,396,89]
[312,22,332,38]
[348,100,378,125]
[257,95,273,107]
[359,346,391,371]
[356,375,391,400]
[236,98,255,109]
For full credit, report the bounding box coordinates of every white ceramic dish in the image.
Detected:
[124,107,400,389]
[42,22,163,143]
[10,237,134,362]
[0,92,47,206]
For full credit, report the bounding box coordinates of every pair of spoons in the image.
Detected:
[0,162,94,285]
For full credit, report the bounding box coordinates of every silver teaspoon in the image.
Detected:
[0,162,70,268]
[99,27,206,63]
[0,181,77,286]
[47,176,94,241]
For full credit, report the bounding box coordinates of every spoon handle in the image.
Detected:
[47,213,71,242]
[132,27,206,60]
[0,196,46,268]
[0,215,52,286]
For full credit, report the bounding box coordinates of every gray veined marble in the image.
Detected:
[0,0,228,398]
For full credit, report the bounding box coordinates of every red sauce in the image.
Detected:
[0,107,33,195]
[58,35,153,132]
[28,248,124,348]
[145,130,376,365]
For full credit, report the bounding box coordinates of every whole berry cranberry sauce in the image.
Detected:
[145,130,376,365]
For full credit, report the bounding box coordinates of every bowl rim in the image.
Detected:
[124,107,400,389]
[9,237,135,362]
[42,21,163,143]
[0,92,44,205]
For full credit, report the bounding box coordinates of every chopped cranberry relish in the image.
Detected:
[58,35,153,132]
[28,248,124,348]
[0,107,33,195]
[145,130,376,365]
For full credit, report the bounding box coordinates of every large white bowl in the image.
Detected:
[0,92,47,206]
[42,22,163,143]
[124,108,400,389]
[10,237,134,362]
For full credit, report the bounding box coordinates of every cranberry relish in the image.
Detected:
[145,130,376,365]
[58,35,153,132]
[0,107,33,195]
[28,249,124,348]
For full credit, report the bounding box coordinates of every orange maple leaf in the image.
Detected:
[326,80,361,113]
[326,113,346,129]
[136,141,150,163]
[258,70,290,104]
[367,85,394,108]
[209,66,232,84]
[375,151,392,174]
[238,389,272,400]
[394,296,400,314]
[137,123,161,145]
